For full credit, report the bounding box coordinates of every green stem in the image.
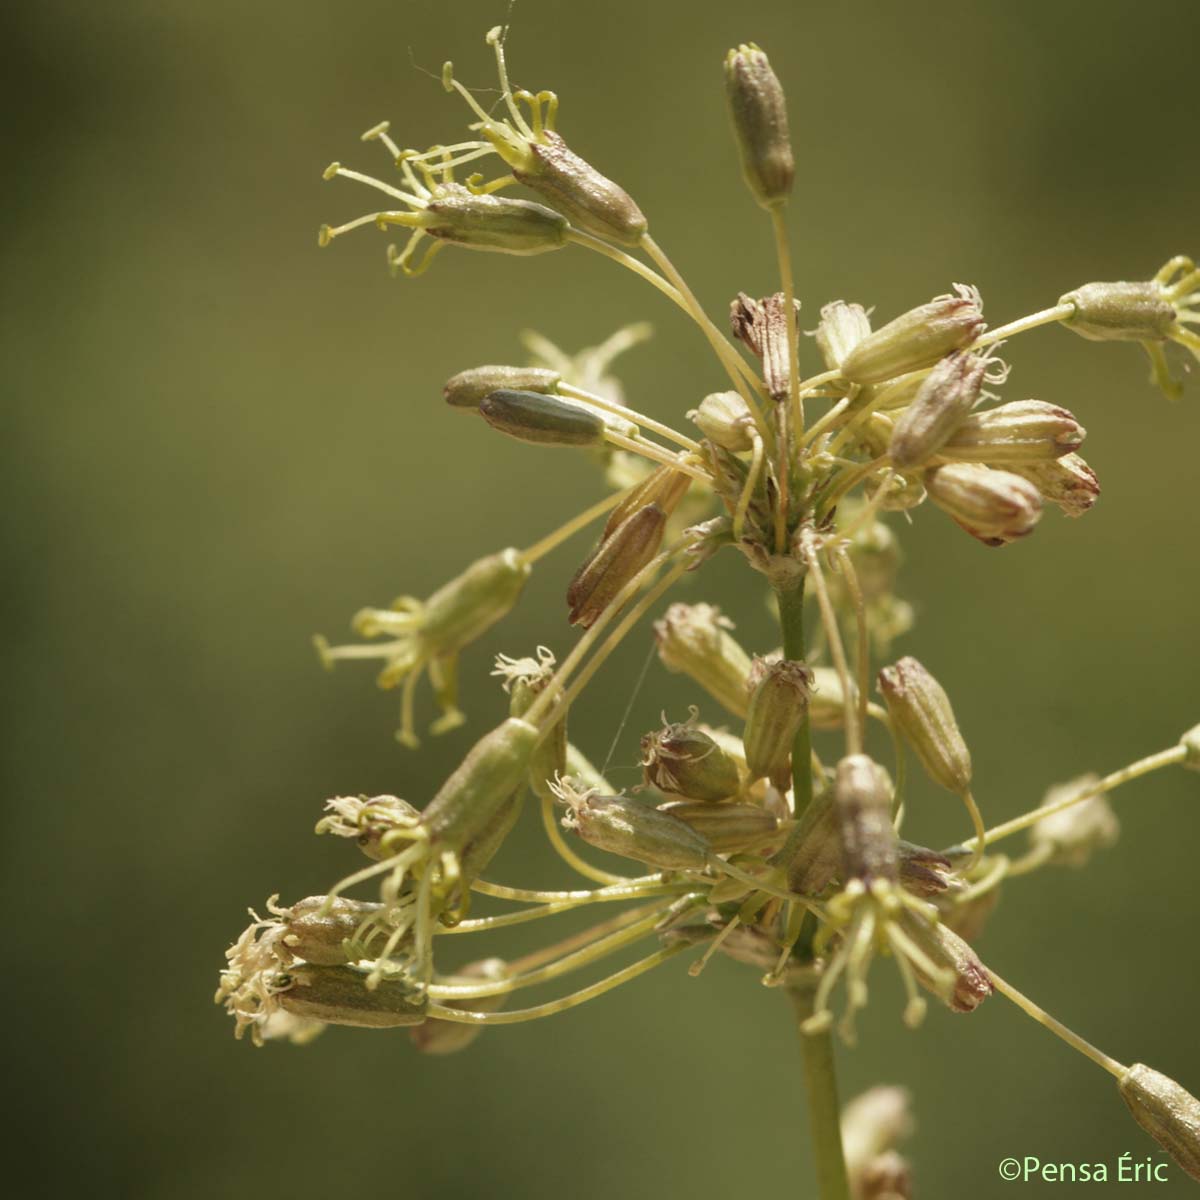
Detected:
[788,987,852,1200]
[776,575,813,819]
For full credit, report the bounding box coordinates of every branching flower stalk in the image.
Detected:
[216,26,1200,1197]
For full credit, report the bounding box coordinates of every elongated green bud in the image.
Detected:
[277,964,428,1028]
[480,389,607,447]
[422,190,569,254]
[1028,774,1119,867]
[641,718,742,802]
[724,44,794,209]
[815,301,872,371]
[898,914,992,1013]
[653,603,754,718]
[420,548,531,655]
[840,286,986,385]
[835,754,898,883]
[514,130,647,246]
[443,365,560,409]
[567,503,667,628]
[744,658,812,788]
[689,390,756,452]
[888,351,987,470]
[1059,281,1177,343]
[420,718,538,863]
[1119,1064,1200,1181]
[562,791,711,870]
[657,801,781,852]
[924,462,1042,546]
[939,400,1086,464]
[877,657,972,795]
[1011,453,1099,518]
[410,958,510,1054]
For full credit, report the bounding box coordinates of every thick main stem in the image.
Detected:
[788,987,851,1200]
[776,576,851,1200]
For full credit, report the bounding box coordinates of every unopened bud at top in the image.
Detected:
[567,502,667,628]
[480,389,608,447]
[444,365,560,409]
[654,603,754,717]
[1028,774,1119,867]
[924,462,1043,546]
[743,657,812,788]
[815,301,872,372]
[835,754,898,883]
[887,351,990,471]
[878,657,972,795]
[840,285,986,385]
[724,44,794,209]
[641,715,742,802]
[690,391,756,452]
[1118,1063,1200,1182]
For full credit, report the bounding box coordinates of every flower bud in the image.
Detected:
[443,365,560,410]
[1179,724,1200,770]
[1118,1064,1200,1181]
[724,44,794,209]
[513,130,647,246]
[840,286,986,385]
[479,389,608,447]
[658,801,782,852]
[1028,774,1119,867]
[277,963,429,1028]
[567,503,667,628]
[641,717,742,802]
[420,719,538,878]
[815,301,872,371]
[422,190,569,254]
[603,466,691,540]
[898,841,955,897]
[560,790,712,870]
[924,462,1043,546]
[888,351,988,470]
[654,603,754,718]
[410,958,510,1054]
[1059,281,1177,343]
[877,657,972,795]
[939,400,1086,464]
[1011,453,1099,518]
[835,754,898,883]
[899,915,992,1013]
[743,658,812,788]
[689,391,756,452]
[279,896,390,965]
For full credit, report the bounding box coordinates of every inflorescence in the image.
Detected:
[217,26,1200,1194]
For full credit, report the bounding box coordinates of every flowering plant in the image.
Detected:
[216,27,1200,1197]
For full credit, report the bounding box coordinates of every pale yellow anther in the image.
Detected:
[361,121,390,142]
[322,161,341,181]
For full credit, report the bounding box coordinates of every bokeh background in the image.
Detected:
[6,0,1199,1195]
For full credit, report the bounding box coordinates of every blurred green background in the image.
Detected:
[6,0,1199,1195]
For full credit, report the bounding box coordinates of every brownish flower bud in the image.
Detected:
[899,915,992,1013]
[654,603,754,717]
[744,658,813,788]
[602,466,691,540]
[815,301,872,371]
[567,503,667,628]
[840,286,986,385]
[1119,1064,1200,1181]
[641,717,743,802]
[835,754,898,883]
[410,958,510,1055]
[939,400,1086,464]
[877,657,972,795]
[1011,453,1100,518]
[724,44,794,209]
[443,365,560,409]
[658,800,782,852]
[277,964,429,1028]
[897,841,955,897]
[888,351,989,470]
[560,790,712,870]
[924,462,1043,546]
